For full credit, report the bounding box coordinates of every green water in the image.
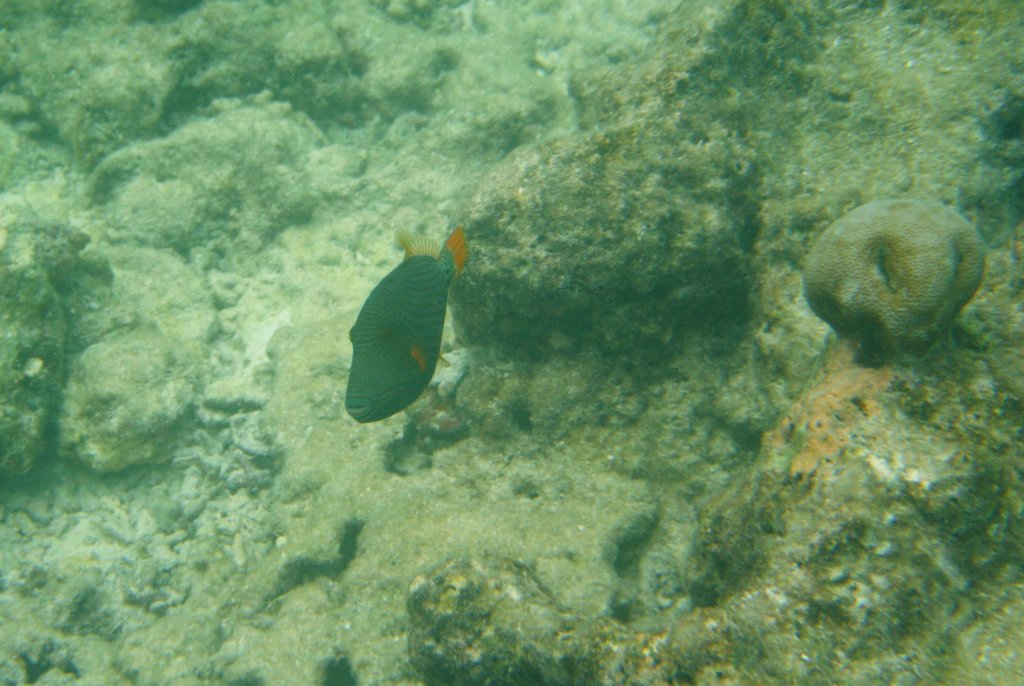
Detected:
[1,1,1022,684]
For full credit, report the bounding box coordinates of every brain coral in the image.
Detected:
[803,199,985,357]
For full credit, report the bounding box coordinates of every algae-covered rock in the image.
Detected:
[452,122,758,357]
[0,211,96,476]
[949,584,1024,685]
[716,349,1024,684]
[91,101,320,254]
[61,328,202,472]
[0,253,63,476]
[168,1,373,127]
[0,121,18,186]
[685,475,780,608]
[144,0,202,11]
[407,557,585,685]
[269,18,371,127]
[107,246,216,344]
[406,556,740,685]
[0,624,84,686]
[403,350,1024,685]
[13,13,173,169]
[803,199,986,358]
[102,176,204,253]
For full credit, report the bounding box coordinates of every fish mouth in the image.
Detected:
[345,403,375,422]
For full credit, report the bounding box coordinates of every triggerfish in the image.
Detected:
[345,226,468,423]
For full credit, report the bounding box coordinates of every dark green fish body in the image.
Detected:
[346,228,466,423]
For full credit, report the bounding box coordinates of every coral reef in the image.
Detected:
[406,338,1023,684]
[0,0,1022,684]
[803,199,986,358]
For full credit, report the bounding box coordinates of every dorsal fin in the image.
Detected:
[397,230,443,259]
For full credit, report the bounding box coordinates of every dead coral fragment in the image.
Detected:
[804,199,986,357]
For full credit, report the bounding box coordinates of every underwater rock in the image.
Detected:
[102,176,205,254]
[407,556,585,685]
[0,212,99,476]
[269,17,372,127]
[13,16,174,169]
[61,328,203,472]
[0,630,83,686]
[106,246,216,345]
[0,656,25,685]
[145,0,203,12]
[451,121,758,358]
[685,475,781,608]
[717,350,1024,683]
[90,101,320,254]
[169,1,374,127]
[406,556,730,685]
[803,199,986,358]
[949,584,1024,685]
[0,243,64,475]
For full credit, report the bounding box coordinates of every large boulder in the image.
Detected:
[452,122,759,358]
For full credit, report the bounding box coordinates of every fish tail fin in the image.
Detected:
[445,226,468,275]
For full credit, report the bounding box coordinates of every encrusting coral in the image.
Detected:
[766,343,893,477]
[803,199,986,358]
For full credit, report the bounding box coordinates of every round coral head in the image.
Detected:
[803,199,985,357]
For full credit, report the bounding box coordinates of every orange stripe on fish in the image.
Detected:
[410,344,427,373]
